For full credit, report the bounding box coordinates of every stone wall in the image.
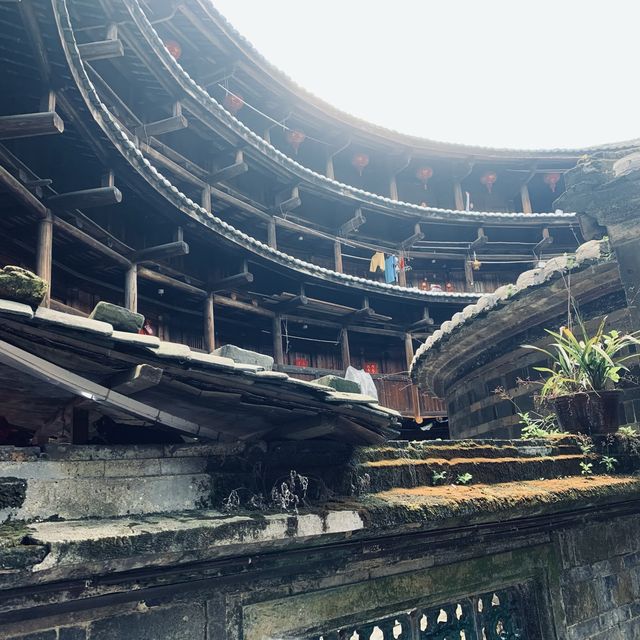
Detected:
[2,503,640,639]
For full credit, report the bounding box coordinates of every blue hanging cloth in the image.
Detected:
[384,255,398,284]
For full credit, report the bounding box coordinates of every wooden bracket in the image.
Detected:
[469,227,488,251]
[134,240,190,262]
[534,227,554,254]
[273,185,301,213]
[135,114,188,138]
[276,294,308,314]
[109,364,163,395]
[400,223,424,250]
[338,208,366,238]
[48,186,122,210]
[0,112,64,140]
[78,38,124,61]
[210,149,248,183]
[211,261,254,292]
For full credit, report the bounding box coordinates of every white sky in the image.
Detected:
[212,0,639,150]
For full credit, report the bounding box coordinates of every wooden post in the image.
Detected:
[333,239,343,273]
[397,261,407,287]
[124,264,137,312]
[36,212,52,308]
[389,173,399,201]
[454,181,464,210]
[71,407,89,445]
[464,259,474,292]
[273,314,284,366]
[268,218,277,249]
[404,333,421,419]
[520,183,533,214]
[201,184,211,212]
[325,154,335,180]
[340,327,351,369]
[204,293,215,353]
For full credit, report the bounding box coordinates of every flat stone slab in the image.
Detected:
[313,375,360,394]
[0,298,34,320]
[324,392,378,404]
[111,330,160,348]
[188,351,236,369]
[35,307,113,336]
[149,341,192,360]
[89,301,144,333]
[213,344,273,371]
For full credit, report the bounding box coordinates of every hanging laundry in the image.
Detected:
[369,251,385,273]
[384,255,399,284]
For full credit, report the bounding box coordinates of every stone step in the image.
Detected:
[354,437,581,464]
[356,453,585,493]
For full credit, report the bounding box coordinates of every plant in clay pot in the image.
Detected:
[524,318,640,435]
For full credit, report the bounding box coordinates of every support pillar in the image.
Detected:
[124,264,138,313]
[268,219,277,249]
[204,293,215,353]
[404,332,421,420]
[389,174,399,201]
[520,183,533,214]
[454,181,464,211]
[333,239,343,273]
[340,327,351,369]
[273,314,284,366]
[36,212,52,307]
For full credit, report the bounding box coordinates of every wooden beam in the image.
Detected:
[340,328,351,369]
[36,212,53,308]
[211,270,254,292]
[400,223,424,250]
[273,186,301,214]
[78,39,124,61]
[48,186,122,211]
[338,208,366,238]
[276,294,308,314]
[333,239,343,273]
[71,407,89,445]
[408,308,434,331]
[210,150,248,183]
[0,112,64,140]
[201,184,212,212]
[109,364,163,395]
[534,227,553,254]
[520,183,533,214]
[0,164,48,218]
[137,266,207,298]
[273,314,284,365]
[453,181,464,211]
[124,264,137,312]
[52,216,131,268]
[204,293,215,353]
[469,227,488,251]
[134,240,189,262]
[136,114,188,138]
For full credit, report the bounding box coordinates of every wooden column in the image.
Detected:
[404,332,421,419]
[340,327,351,369]
[389,174,399,201]
[397,262,407,287]
[520,183,533,214]
[36,212,52,308]
[325,154,335,180]
[71,407,89,444]
[454,181,464,210]
[464,259,475,292]
[272,314,284,366]
[333,239,343,273]
[201,184,212,212]
[124,264,138,312]
[204,293,215,353]
[268,218,277,249]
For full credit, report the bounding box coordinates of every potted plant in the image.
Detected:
[524,318,640,434]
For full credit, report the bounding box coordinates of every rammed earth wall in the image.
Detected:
[2,505,640,639]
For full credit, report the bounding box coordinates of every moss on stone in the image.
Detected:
[0,266,47,307]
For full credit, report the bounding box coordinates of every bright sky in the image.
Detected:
[212,0,639,150]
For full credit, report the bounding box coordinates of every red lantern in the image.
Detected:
[163,40,182,61]
[351,153,370,176]
[223,92,244,114]
[416,166,434,190]
[543,172,562,193]
[364,362,378,375]
[293,357,309,367]
[285,129,306,154]
[480,171,497,193]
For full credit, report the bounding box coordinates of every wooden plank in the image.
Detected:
[338,208,365,237]
[36,213,53,308]
[0,112,63,140]
[78,39,124,61]
[520,183,533,214]
[134,241,189,262]
[404,332,421,419]
[333,239,343,273]
[340,328,350,368]
[276,295,308,314]
[124,264,137,312]
[204,293,215,353]
[48,187,122,211]
[211,271,254,292]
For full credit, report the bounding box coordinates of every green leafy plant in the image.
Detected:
[523,318,640,399]
[600,456,618,473]
[456,472,473,485]
[432,470,447,486]
[618,425,639,438]
[518,411,563,440]
[580,461,594,475]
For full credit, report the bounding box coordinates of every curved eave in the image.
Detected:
[122,0,578,226]
[410,252,618,396]
[51,0,480,306]
[192,0,640,160]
